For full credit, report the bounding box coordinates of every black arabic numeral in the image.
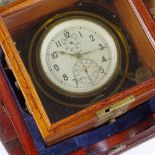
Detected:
[51,52,58,59]
[102,56,107,62]
[99,66,105,74]
[63,74,68,81]
[54,64,59,71]
[79,31,82,37]
[73,79,78,86]
[64,31,71,39]
[99,44,105,50]
[55,40,61,48]
[89,35,95,42]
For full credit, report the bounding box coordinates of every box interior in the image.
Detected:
[2,0,155,122]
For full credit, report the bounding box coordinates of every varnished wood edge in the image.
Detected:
[0,52,39,154]
[0,17,52,138]
[129,0,155,49]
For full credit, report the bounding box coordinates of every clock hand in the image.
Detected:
[75,51,82,59]
[56,51,82,59]
[56,51,78,58]
[86,69,94,84]
[81,46,107,56]
[56,47,105,59]
[73,46,107,59]
[83,65,94,85]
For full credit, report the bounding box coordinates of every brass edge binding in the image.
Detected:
[95,95,136,127]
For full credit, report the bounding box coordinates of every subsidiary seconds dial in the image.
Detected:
[39,17,119,96]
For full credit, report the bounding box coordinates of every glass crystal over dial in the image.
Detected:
[39,17,119,95]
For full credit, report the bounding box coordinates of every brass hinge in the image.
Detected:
[95,95,136,127]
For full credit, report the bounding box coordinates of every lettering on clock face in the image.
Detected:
[40,18,118,94]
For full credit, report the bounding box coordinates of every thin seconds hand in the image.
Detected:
[83,64,94,85]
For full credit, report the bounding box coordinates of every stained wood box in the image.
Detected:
[0,0,155,147]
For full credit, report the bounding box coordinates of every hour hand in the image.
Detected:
[56,51,81,59]
[56,51,75,57]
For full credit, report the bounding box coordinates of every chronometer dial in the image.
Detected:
[40,17,119,95]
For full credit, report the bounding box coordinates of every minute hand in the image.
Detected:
[81,47,107,56]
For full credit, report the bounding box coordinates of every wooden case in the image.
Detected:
[0,0,155,146]
[146,0,155,18]
[71,114,155,155]
[0,68,39,155]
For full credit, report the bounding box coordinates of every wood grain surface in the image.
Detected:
[0,100,25,155]
[71,115,155,155]
[0,62,39,154]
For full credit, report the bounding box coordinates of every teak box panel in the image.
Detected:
[0,0,155,145]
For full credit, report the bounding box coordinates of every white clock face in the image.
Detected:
[39,17,119,95]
